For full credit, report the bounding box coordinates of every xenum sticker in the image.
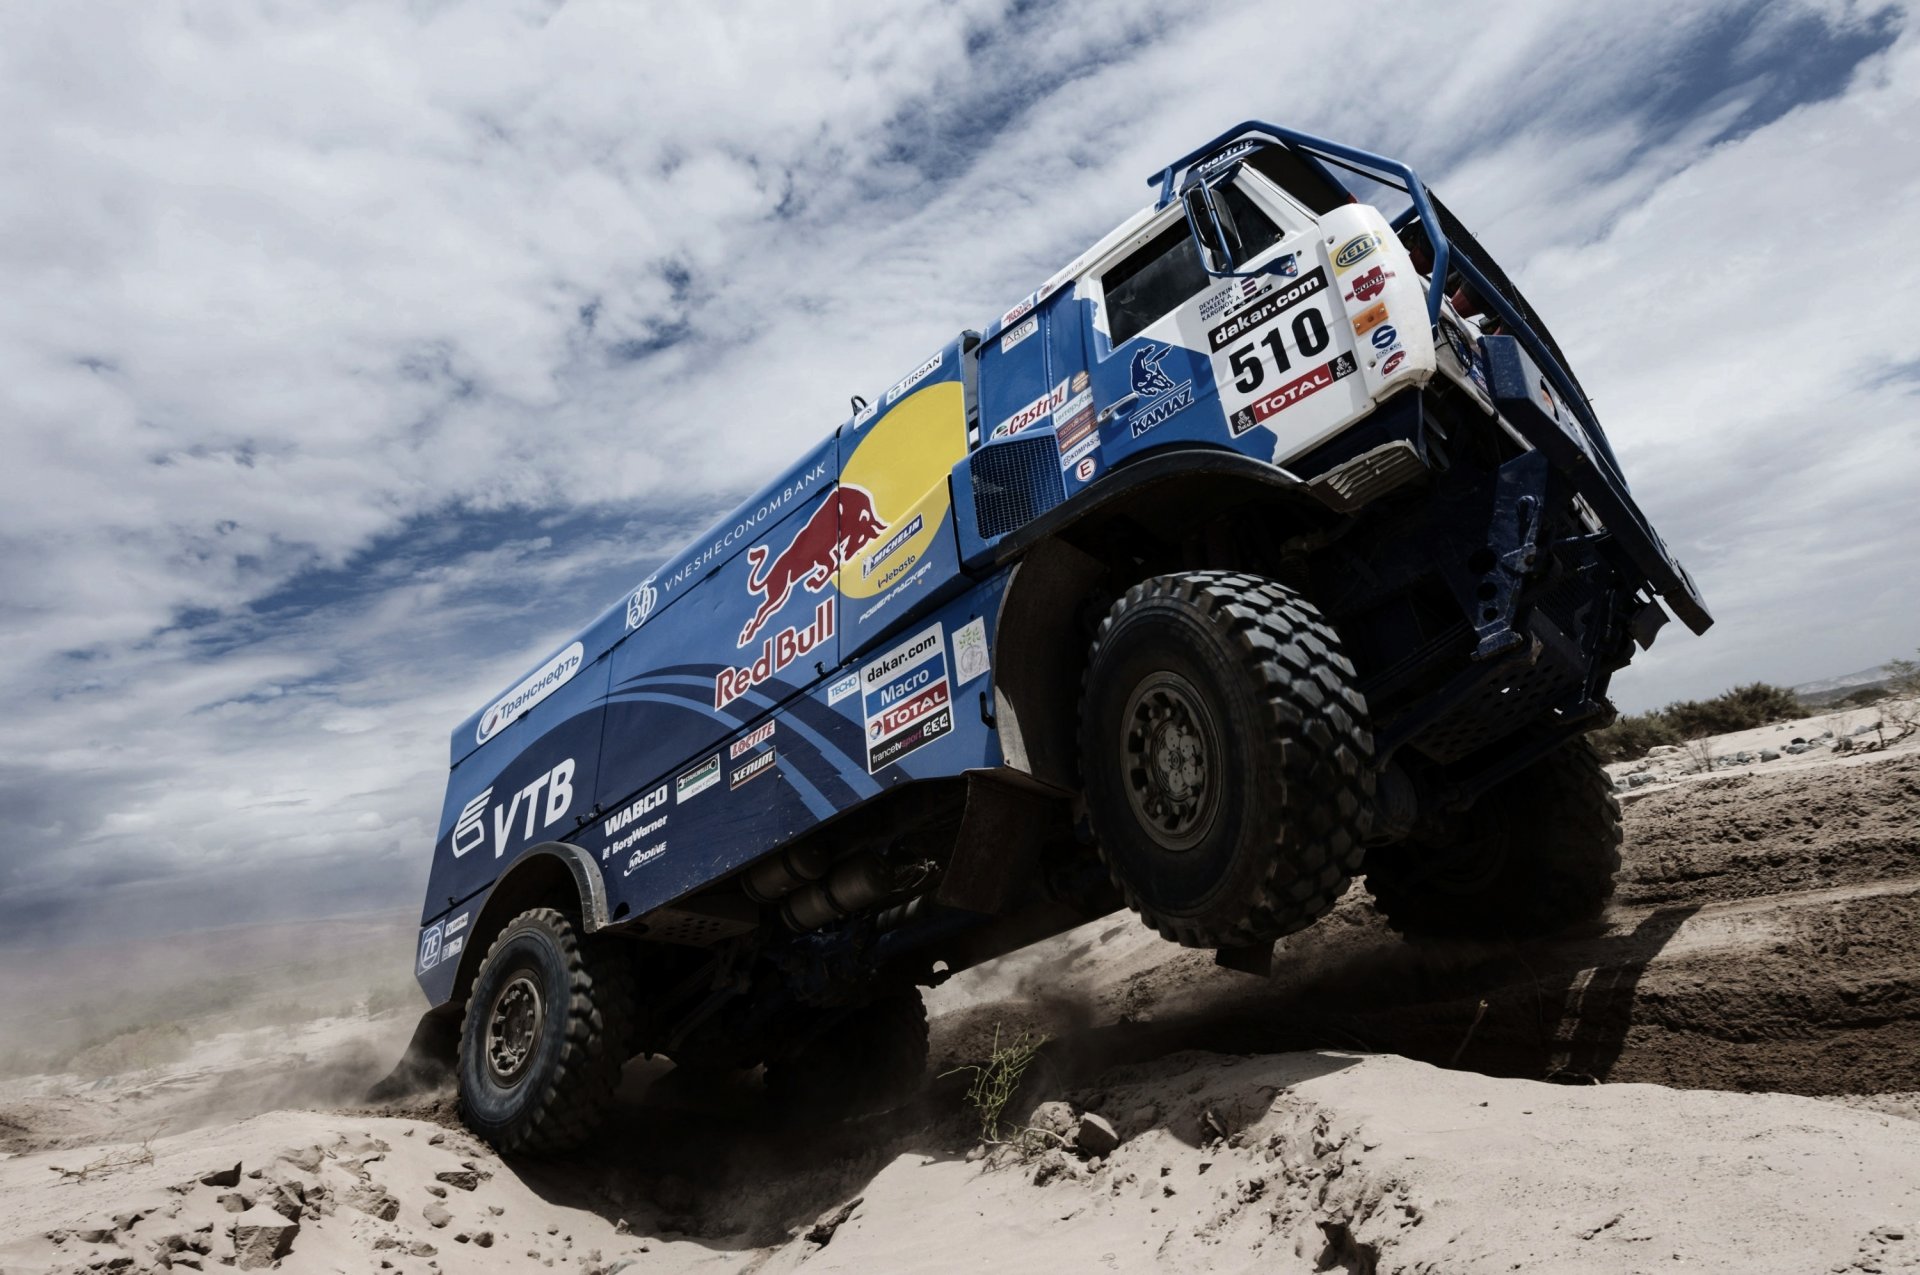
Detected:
[730,748,778,790]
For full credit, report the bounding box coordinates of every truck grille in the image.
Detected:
[971,436,1065,540]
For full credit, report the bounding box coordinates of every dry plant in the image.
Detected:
[1681,736,1716,774]
[50,1129,161,1183]
[940,1025,1049,1145]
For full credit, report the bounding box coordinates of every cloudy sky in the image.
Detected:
[3,0,1917,949]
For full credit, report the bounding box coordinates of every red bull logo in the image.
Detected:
[737,484,887,647]
[715,599,835,710]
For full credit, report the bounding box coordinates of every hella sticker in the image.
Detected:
[1333,233,1381,272]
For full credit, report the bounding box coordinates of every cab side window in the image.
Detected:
[1101,182,1282,347]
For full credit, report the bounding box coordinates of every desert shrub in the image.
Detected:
[1589,711,1679,763]
[1835,686,1887,708]
[940,1026,1049,1144]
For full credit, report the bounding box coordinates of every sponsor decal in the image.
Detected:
[730,720,776,760]
[1000,294,1036,327]
[625,578,658,630]
[443,935,464,959]
[1351,302,1389,338]
[1229,352,1359,437]
[1075,455,1098,482]
[1071,369,1089,394]
[1370,324,1400,352]
[448,757,577,859]
[603,783,669,838]
[991,378,1070,439]
[853,400,878,426]
[730,748,778,790]
[737,483,884,647]
[1197,273,1269,322]
[860,623,955,772]
[1381,350,1407,376]
[1333,233,1380,272]
[649,460,832,603]
[1052,388,1092,428]
[858,557,933,626]
[623,841,667,875]
[445,912,469,937]
[417,923,444,974]
[953,617,990,686]
[676,754,721,803]
[1206,268,1328,352]
[1130,383,1194,437]
[605,812,668,860]
[827,670,859,704]
[885,350,944,405]
[999,316,1038,352]
[1441,319,1488,393]
[1347,266,1391,303]
[716,599,834,711]
[1055,405,1096,453]
[477,642,584,745]
[861,513,924,579]
[1059,430,1100,468]
[1129,344,1180,397]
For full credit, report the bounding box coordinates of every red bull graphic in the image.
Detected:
[715,599,834,711]
[738,484,887,648]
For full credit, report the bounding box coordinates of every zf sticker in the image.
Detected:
[417,923,445,974]
[860,622,954,772]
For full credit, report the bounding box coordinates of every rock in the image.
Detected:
[435,1169,480,1192]
[408,1241,437,1257]
[427,1132,446,1146]
[1027,1101,1076,1142]
[72,1224,118,1245]
[423,1202,452,1229]
[347,1187,400,1221]
[276,1145,326,1173]
[426,1184,447,1198]
[1760,749,1781,761]
[806,1196,864,1246]
[216,1193,251,1214]
[198,1163,243,1189]
[109,1209,147,1232]
[1076,1112,1120,1157]
[230,1206,299,1270]
[1627,773,1656,787]
[472,1231,495,1248]
[1647,744,1681,758]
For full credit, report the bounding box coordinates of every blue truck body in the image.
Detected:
[411,123,1711,1035]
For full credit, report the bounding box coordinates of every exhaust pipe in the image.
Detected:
[743,842,834,903]
[781,855,900,932]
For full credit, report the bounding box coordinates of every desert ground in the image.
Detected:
[2,703,1916,1274]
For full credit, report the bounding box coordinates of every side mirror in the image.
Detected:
[1181,179,1235,276]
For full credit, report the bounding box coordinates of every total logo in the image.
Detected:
[449,758,577,859]
[738,484,885,647]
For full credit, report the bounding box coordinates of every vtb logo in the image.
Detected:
[738,484,887,646]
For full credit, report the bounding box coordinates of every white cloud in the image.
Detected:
[0,0,1915,942]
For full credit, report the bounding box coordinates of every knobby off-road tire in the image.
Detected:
[457,907,635,1154]
[1079,571,1375,950]
[1363,737,1622,941]
[764,991,928,1120]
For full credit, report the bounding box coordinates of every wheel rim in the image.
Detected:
[484,973,544,1086]
[1120,670,1222,852]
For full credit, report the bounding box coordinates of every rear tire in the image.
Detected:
[764,991,928,1120]
[1363,738,1622,941]
[457,907,633,1154]
[1078,571,1374,949]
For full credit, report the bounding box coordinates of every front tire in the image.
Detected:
[457,907,633,1154]
[1362,738,1622,941]
[1078,571,1374,949]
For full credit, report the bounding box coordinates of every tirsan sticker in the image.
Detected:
[730,720,775,760]
[738,485,883,647]
[952,617,990,686]
[860,623,954,772]
[1229,353,1358,437]
[885,350,943,405]
[448,758,577,859]
[1350,302,1389,338]
[477,642,584,745]
[1206,268,1327,352]
[730,748,777,790]
[992,379,1069,439]
[676,754,721,803]
[417,923,444,974]
[1333,234,1381,272]
[1347,266,1391,303]
[999,316,1038,352]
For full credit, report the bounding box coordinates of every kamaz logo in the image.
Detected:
[1130,344,1179,397]
[449,757,577,858]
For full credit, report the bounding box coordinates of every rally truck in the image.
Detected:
[401,120,1711,1151]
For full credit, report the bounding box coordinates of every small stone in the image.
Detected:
[806,1197,864,1246]
[408,1242,437,1257]
[428,1132,446,1146]
[488,1205,504,1217]
[423,1203,452,1229]
[1076,1113,1120,1157]
[217,1193,250,1214]
[73,1225,118,1245]
[472,1231,494,1248]
[110,1209,148,1231]
[230,1206,299,1270]
[435,1169,480,1192]
[1130,1104,1159,1127]
[276,1145,326,1173]
[199,1163,243,1189]
[347,1188,400,1221]
[427,1184,447,1198]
